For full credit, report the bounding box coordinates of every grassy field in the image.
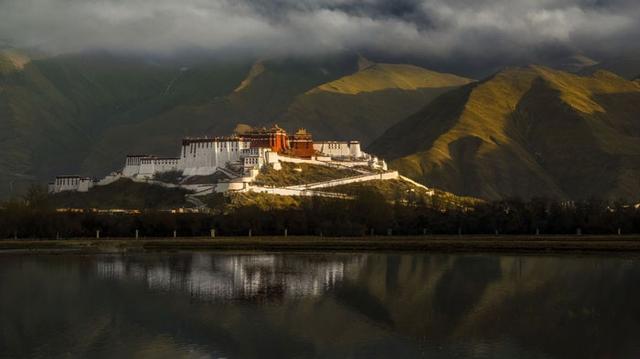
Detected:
[3,235,640,254]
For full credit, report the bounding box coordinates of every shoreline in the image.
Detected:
[2,235,640,254]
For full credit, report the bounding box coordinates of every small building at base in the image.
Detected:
[49,176,94,193]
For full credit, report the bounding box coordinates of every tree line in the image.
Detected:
[1,186,639,239]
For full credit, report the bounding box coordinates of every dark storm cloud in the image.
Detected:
[0,0,638,59]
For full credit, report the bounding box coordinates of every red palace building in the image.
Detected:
[289,128,315,158]
[237,125,317,158]
[239,125,290,153]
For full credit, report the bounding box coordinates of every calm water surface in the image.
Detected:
[1,251,639,358]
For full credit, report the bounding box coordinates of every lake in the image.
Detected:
[1,251,639,358]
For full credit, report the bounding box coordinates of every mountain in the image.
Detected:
[0,49,31,74]
[369,66,640,201]
[0,50,474,199]
[0,52,364,198]
[582,51,640,80]
[555,54,598,73]
[278,62,473,144]
[0,50,257,198]
[77,55,359,177]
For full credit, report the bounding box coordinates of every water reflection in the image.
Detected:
[96,253,365,300]
[2,252,640,358]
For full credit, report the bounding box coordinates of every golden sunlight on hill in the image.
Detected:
[370,66,640,200]
[0,50,30,74]
[311,63,472,95]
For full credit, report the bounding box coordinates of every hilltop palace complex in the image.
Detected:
[49,125,392,196]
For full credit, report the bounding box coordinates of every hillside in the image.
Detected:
[78,55,358,176]
[0,50,477,199]
[555,54,598,73]
[0,50,259,196]
[278,63,473,144]
[0,52,359,198]
[49,179,191,209]
[252,162,360,187]
[331,179,480,210]
[0,49,31,74]
[582,51,640,80]
[369,66,640,201]
[46,167,478,212]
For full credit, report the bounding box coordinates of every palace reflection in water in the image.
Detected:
[2,251,640,358]
[95,253,365,300]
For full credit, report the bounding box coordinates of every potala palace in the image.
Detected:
[48,125,413,198]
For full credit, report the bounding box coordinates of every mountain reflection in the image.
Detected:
[95,253,366,300]
[3,252,640,358]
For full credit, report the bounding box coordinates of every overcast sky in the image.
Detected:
[0,0,638,61]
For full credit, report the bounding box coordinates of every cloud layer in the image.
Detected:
[0,0,638,60]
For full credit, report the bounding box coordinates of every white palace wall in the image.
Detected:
[314,141,362,158]
[154,158,180,173]
[138,158,180,178]
[50,176,94,193]
[180,138,251,176]
[121,139,255,178]
[122,155,148,177]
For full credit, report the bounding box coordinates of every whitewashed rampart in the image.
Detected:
[286,171,399,190]
[399,175,435,196]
